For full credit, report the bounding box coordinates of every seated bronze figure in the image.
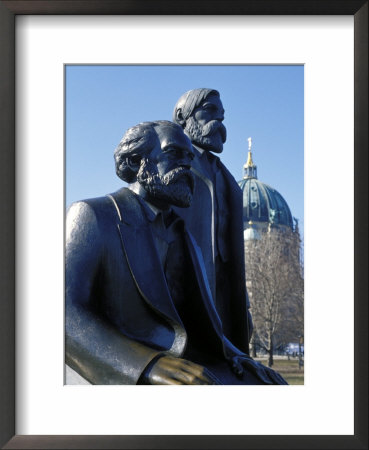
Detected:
[65,120,287,385]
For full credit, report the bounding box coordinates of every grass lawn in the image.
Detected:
[255,357,304,385]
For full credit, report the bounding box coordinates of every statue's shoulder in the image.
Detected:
[215,158,234,180]
[66,189,134,247]
[66,188,134,229]
[214,158,242,195]
[67,195,110,219]
[66,197,108,242]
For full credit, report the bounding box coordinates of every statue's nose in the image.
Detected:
[178,149,194,169]
[217,111,224,121]
[180,158,192,170]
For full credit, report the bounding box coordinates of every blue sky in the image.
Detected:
[66,65,304,237]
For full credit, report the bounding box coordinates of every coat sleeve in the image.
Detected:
[65,201,164,385]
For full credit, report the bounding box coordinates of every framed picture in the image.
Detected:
[0,1,367,449]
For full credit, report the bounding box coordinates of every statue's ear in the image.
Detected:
[175,108,186,126]
[125,154,141,173]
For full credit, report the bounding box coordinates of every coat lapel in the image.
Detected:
[185,228,249,360]
[183,230,226,343]
[108,188,187,357]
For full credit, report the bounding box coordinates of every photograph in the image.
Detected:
[65,65,304,386]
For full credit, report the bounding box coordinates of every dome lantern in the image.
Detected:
[243,137,257,179]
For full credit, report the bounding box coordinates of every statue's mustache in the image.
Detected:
[162,167,195,193]
[138,159,195,194]
[201,120,227,142]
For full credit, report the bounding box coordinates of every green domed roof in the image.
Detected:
[238,177,293,228]
[238,140,293,229]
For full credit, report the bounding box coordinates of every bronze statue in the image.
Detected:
[66,119,287,385]
[173,88,252,352]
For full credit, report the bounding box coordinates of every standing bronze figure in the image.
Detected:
[173,89,252,353]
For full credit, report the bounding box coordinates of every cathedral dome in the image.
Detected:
[238,138,294,230]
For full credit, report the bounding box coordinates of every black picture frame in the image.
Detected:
[0,1,367,449]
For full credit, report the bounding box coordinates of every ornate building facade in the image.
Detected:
[238,138,303,362]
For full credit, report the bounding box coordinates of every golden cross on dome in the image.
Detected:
[246,137,254,167]
[243,136,257,179]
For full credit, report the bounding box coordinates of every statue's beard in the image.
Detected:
[184,116,227,153]
[137,158,195,208]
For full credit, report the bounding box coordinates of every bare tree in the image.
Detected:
[245,227,304,367]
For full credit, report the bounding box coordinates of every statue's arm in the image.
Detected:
[65,201,163,385]
[66,302,165,385]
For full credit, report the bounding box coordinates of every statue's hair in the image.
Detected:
[172,88,219,125]
[114,120,182,183]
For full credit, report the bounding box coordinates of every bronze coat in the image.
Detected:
[174,150,252,353]
[65,188,229,384]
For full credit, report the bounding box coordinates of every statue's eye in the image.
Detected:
[165,147,180,156]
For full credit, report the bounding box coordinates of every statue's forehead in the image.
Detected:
[198,94,224,109]
[157,126,190,145]
[157,125,177,138]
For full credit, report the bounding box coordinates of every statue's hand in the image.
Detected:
[147,355,221,385]
[230,355,288,385]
